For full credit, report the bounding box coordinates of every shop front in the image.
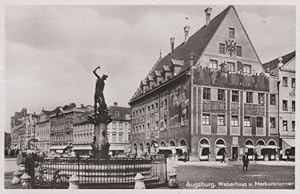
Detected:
[282,138,295,161]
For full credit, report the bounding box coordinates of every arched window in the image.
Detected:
[257,140,265,145]
[169,140,176,147]
[245,140,254,145]
[200,139,209,145]
[133,143,137,152]
[146,143,151,153]
[160,141,166,147]
[139,143,144,152]
[179,139,187,146]
[216,139,225,145]
[268,140,276,145]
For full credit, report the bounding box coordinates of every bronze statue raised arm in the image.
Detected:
[93,66,108,115]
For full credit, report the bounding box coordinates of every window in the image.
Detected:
[292,101,295,112]
[202,114,210,125]
[237,46,242,57]
[164,99,168,110]
[232,90,239,102]
[231,115,239,127]
[118,132,123,142]
[217,115,225,126]
[229,27,235,38]
[244,116,251,127]
[282,120,288,131]
[258,93,264,104]
[227,62,236,72]
[282,77,288,87]
[219,43,225,54]
[246,92,253,103]
[203,88,211,100]
[243,64,251,74]
[257,117,263,128]
[292,121,295,131]
[270,94,276,105]
[156,102,159,109]
[155,121,159,130]
[209,59,218,70]
[218,89,225,101]
[292,78,295,88]
[270,118,276,128]
[282,100,288,111]
[112,132,117,142]
[151,104,154,110]
[147,106,150,111]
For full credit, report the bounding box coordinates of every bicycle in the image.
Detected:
[34,166,70,188]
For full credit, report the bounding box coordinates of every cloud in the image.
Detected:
[4,5,295,131]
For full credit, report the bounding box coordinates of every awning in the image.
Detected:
[200,144,210,148]
[109,144,126,151]
[72,145,92,150]
[264,145,280,149]
[49,145,68,150]
[245,145,256,149]
[216,144,226,148]
[56,150,63,153]
[283,138,295,147]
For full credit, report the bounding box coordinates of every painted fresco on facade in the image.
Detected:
[193,66,269,91]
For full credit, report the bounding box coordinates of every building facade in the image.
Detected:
[5,132,12,149]
[107,102,131,155]
[130,6,280,161]
[48,103,85,153]
[10,108,28,150]
[35,111,51,153]
[263,51,295,160]
[72,102,131,156]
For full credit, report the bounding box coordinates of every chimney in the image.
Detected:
[190,52,194,66]
[113,102,118,106]
[170,37,175,54]
[278,57,283,69]
[184,25,190,42]
[205,7,212,26]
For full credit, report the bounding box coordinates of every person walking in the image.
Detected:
[242,154,249,172]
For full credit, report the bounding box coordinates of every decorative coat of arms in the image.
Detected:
[225,39,237,56]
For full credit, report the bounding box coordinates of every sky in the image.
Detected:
[3,5,295,131]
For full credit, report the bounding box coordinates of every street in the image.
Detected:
[4,158,295,189]
[174,161,295,189]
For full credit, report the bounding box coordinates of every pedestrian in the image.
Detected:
[183,151,188,162]
[222,151,226,163]
[242,154,249,172]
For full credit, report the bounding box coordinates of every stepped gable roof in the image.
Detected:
[263,51,295,71]
[131,6,232,101]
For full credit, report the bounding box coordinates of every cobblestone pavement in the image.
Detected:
[174,161,295,189]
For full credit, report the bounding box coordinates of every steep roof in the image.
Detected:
[108,106,131,121]
[263,51,296,71]
[131,5,232,101]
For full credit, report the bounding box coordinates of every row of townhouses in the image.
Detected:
[10,102,131,156]
[129,5,295,161]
